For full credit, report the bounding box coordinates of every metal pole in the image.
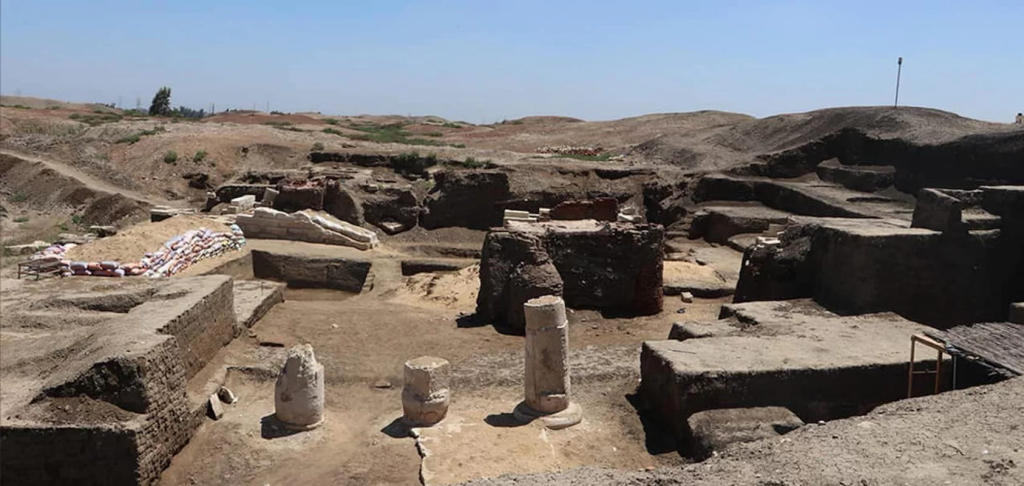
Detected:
[894,57,903,107]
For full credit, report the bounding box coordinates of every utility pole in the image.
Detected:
[894,57,903,108]
[265,101,269,113]
[118,96,122,109]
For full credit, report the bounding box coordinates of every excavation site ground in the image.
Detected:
[0,97,1022,485]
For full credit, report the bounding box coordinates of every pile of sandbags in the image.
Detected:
[62,261,131,278]
[31,243,76,261]
[141,224,246,278]
[57,224,246,278]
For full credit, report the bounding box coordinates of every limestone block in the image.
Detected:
[231,195,257,211]
[402,356,451,427]
[274,344,325,430]
[208,394,224,420]
[263,188,280,205]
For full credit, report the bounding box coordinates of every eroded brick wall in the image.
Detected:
[157,278,235,379]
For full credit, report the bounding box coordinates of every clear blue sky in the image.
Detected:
[2,0,1020,123]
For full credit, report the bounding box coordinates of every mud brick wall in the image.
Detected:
[477,223,664,327]
[911,188,963,232]
[2,341,199,485]
[157,277,235,379]
[252,249,371,292]
[273,185,324,212]
[639,341,950,448]
[0,425,140,485]
[133,338,199,484]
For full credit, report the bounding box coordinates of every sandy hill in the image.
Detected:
[631,106,1022,172]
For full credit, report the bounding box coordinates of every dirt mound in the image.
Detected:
[631,106,1019,172]
[392,264,480,311]
[0,96,113,112]
[203,113,326,126]
[64,214,230,264]
[447,111,753,153]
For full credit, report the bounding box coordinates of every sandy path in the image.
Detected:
[0,149,182,208]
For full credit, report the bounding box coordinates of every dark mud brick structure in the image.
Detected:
[737,185,1024,327]
[477,220,664,331]
[640,300,944,452]
[0,276,237,485]
[251,248,372,292]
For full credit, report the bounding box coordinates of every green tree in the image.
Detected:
[148,87,172,116]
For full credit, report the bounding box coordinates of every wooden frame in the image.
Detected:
[908,333,946,398]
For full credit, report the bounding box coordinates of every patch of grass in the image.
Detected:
[2,104,31,109]
[46,106,61,110]
[121,109,148,117]
[556,153,614,162]
[423,131,444,137]
[442,122,462,129]
[451,143,466,149]
[450,157,495,169]
[263,120,292,127]
[92,109,107,114]
[10,193,28,203]
[71,214,84,226]
[58,223,69,232]
[312,142,325,151]
[13,216,29,223]
[69,112,123,126]
[348,122,455,147]
[274,126,309,133]
[193,150,207,163]
[115,125,166,144]
[163,151,178,164]
[322,127,343,135]
[324,118,339,125]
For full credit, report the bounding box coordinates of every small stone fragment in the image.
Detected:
[218,386,238,404]
[374,380,393,389]
[680,292,694,303]
[208,394,224,420]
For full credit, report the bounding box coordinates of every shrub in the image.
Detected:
[163,151,178,163]
[424,131,444,137]
[116,133,141,144]
[193,150,207,162]
[324,118,339,125]
[10,193,28,202]
[556,153,613,162]
[451,143,466,148]
[263,120,292,127]
[13,216,29,223]
[71,214,84,226]
[115,125,165,144]
[312,142,325,151]
[442,122,462,129]
[451,157,494,169]
[322,128,342,135]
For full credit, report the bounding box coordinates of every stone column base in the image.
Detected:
[512,401,583,430]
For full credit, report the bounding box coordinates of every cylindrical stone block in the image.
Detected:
[524,295,570,414]
[275,344,325,430]
[402,356,451,427]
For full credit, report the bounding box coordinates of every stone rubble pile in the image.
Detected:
[536,145,605,156]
